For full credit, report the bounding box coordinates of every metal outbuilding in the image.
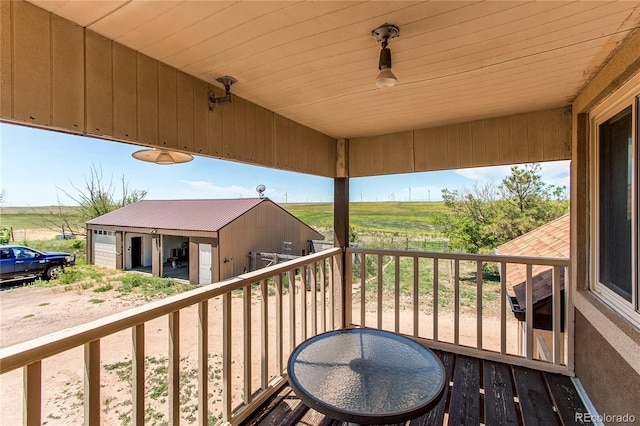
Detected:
[86,198,325,285]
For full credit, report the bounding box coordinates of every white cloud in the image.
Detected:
[178,181,257,199]
[454,160,570,188]
[170,180,289,202]
[454,165,512,182]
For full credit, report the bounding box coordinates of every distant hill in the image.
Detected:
[283,201,446,236]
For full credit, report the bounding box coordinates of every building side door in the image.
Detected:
[131,237,142,268]
[199,243,212,285]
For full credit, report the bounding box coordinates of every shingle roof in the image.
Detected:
[496,214,569,307]
[86,198,266,232]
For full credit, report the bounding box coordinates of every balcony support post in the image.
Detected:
[334,176,349,329]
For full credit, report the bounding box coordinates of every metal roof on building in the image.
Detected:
[496,213,570,308]
[86,198,266,232]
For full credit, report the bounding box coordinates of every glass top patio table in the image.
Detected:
[287,328,445,425]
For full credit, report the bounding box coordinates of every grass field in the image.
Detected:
[0,206,84,230]
[283,201,447,249]
[2,202,449,252]
[283,201,446,233]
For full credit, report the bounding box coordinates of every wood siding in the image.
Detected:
[218,202,323,280]
[349,107,572,177]
[0,1,337,178]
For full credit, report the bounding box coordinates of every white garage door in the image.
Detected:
[94,232,116,269]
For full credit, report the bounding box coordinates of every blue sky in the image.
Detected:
[0,123,569,207]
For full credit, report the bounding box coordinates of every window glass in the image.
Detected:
[598,107,633,302]
[15,248,38,259]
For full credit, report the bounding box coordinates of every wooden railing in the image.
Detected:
[0,248,342,426]
[345,248,573,375]
[0,246,574,425]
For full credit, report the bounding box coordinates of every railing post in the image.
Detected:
[199,301,209,426]
[525,264,534,360]
[288,269,297,350]
[222,293,231,421]
[168,311,180,426]
[132,323,145,426]
[84,340,100,426]
[477,261,483,350]
[377,254,383,330]
[454,259,460,346]
[276,274,284,373]
[394,255,400,333]
[311,262,318,335]
[24,361,41,426]
[566,265,575,372]
[243,286,252,405]
[301,267,308,341]
[500,263,507,356]
[260,280,269,390]
[413,257,419,337]
[552,266,562,365]
[433,257,439,342]
[320,260,327,332]
[359,253,365,327]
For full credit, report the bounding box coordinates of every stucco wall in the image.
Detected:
[571,27,640,419]
[575,311,640,421]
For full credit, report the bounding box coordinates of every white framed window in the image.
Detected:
[590,72,640,326]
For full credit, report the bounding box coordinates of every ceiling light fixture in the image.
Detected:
[131,149,194,165]
[371,24,400,88]
[208,76,238,110]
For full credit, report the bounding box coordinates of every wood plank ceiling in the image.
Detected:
[28,1,640,139]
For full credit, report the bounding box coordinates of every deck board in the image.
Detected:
[544,373,593,425]
[448,355,481,426]
[512,366,559,426]
[483,361,519,425]
[242,351,588,426]
[409,351,454,426]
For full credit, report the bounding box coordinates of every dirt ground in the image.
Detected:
[8,228,65,242]
[0,277,520,425]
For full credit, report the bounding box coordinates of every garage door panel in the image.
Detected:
[94,235,116,269]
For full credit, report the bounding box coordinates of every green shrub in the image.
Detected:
[0,227,9,244]
[94,283,113,293]
[53,265,104,285]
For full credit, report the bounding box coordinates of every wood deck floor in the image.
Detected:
[242,350,592,426]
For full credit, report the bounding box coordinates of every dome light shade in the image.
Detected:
[376,67,397,88]
[131,149,194,165]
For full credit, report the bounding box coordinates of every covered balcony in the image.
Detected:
[1,247,584,425]
[1,1,639,425]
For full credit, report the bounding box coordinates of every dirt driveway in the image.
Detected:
[0,276,519,425]
[0,281,304,425]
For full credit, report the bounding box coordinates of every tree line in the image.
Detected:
[434,163,569,253]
